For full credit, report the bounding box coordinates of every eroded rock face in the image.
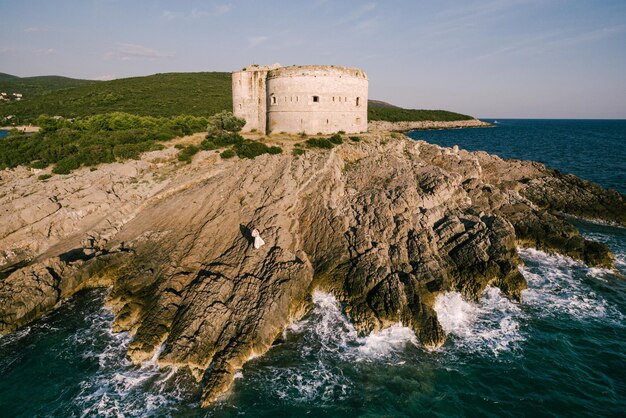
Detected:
[1,133,624,406]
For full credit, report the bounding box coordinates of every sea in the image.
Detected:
[0,119,624,417]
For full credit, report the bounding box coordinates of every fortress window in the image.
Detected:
[313,95,319,103]
[238,104,242,109]
[271,96,276,105]
[356,117,361,124]
[356,97,360,106]
[333,97,335,102]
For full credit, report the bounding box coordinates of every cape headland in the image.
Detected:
[1,130,623,406]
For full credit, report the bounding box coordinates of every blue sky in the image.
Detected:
[1,0,625,118]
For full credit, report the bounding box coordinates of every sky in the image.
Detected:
[1,0,625,118]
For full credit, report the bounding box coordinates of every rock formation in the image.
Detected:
[0,132,624,406]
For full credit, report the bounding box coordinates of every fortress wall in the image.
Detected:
[232,69,268,133]
[266,66,368,134]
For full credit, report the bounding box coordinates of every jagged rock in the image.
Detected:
[0,132,624,406]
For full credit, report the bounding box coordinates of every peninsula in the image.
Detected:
[1,128,623,406]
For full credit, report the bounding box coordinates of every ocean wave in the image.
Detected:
[518,248,624,322]
[434,287,525,356]
[251,291,419,404]
[68,305,195,417]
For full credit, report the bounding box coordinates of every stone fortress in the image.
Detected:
[232,64,368,135]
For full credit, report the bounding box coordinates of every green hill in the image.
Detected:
[0,73,99,97]
[0,71,473,124]
[367,100,473,122]
[0,72,232,123]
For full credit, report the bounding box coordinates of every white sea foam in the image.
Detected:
[518,248,624,322]
[357,324,418,359]
[71,303,194,418]
[267,291,419,403]
[434,287,524,356]
[294,291,419,361]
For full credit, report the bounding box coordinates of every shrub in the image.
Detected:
[268,146,283,155]
[178,145,200,163]
[337,130,346,134]
[235,140,270,159]
[30,160,49,169]
[349,136,362,142]
[0,113,213,174]
[52,156,81,174]
[220,149,236,159]
[202,132,245,150]
[306,137,334,149]
[38,173,52,181]
[292,148,305,156]
[207,111,246,135]
[329,133,343,144]
[299,132,307,138]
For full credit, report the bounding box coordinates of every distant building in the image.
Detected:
[232,64,368,135]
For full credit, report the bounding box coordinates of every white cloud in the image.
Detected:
[161,10,183,20]
[161,4,231,20]
[105,43,173,61]
[248,36,269,46]
[34,48,56,55]
[24,26,49,33]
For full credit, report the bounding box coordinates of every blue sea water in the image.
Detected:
[1,120,625,417]
[407,119,626,194]
[0,129,10,138]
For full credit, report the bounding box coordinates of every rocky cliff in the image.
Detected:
[1,132,624,406]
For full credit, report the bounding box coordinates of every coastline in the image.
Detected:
[0,125,40,133]
[368,119,491,132]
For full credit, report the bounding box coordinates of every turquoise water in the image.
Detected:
[1,120,625,417]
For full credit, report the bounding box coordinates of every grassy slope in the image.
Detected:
[0,72,473,123]
[0,72,232,122]
[0,73,99,96]
[367,100,473,122]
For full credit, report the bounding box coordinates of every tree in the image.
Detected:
[207,111,245,137]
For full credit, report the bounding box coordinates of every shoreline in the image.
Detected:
[368,119,491,132]
[0,125,40,133]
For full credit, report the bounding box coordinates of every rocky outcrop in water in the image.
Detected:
[368,119,491,132]
[1,132,624,405]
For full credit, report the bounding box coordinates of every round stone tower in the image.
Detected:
[266,65,368,135]
[232,64,368,135]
